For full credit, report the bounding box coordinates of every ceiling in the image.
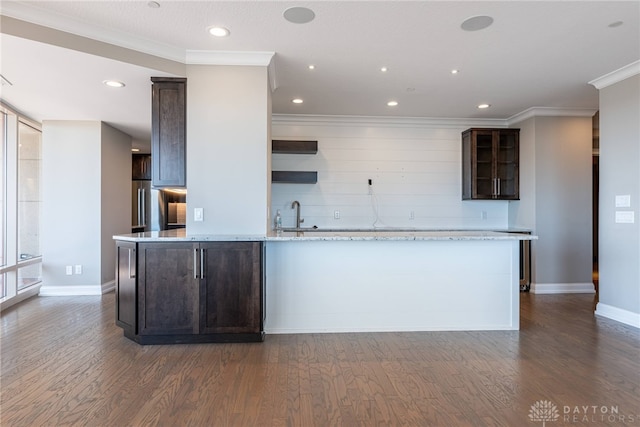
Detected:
[1,1,639,150]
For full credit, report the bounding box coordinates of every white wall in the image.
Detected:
[100,123,132,285]
[271,116,510,230]
[510,116,593,291]
[596,74,640,327]
[41,121,131,295]
[186,65,270,235]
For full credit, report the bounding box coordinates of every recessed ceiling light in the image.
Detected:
[283,7,315,24]
[308,65,315,70]
[387,101,398,107]
[208,26,230,37]
[608,20,624,28]
[292,98,304,104]
[477,103,491,109]
[380,67,388,73]
[461,15,494,31]
[147,1,160,8]
[103,80,125,88]
[451,69,460,74]
[406,87,416,92]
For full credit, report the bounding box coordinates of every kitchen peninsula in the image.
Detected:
[113,229,535,344]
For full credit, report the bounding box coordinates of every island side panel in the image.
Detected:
[265,239,519,332]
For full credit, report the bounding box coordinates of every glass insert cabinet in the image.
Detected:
[462,128,520,200]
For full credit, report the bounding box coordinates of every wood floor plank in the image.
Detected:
[1,293,639,426]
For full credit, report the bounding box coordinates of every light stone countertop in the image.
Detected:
[113,228,537,242]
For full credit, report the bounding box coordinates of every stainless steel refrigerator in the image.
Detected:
[132,181,186,232]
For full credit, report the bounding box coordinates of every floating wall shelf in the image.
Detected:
[272,140,318,154]
[272,171,318,184]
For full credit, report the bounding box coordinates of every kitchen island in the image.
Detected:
[266,229,535,333]
[113,229,535,343]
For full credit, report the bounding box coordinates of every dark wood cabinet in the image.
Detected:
[151,77,186,188]
[199,242,262,334]
[132,154,151,180]
[138,242,200,336]
[115,239,264,344]
[462,128,519,200]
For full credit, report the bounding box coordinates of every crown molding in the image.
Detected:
[1,2,185,63]
[272,114,508,129]
[185,50,275,66]
[589,60,640,90]
[507,107,597,125]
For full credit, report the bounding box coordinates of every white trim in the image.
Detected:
[589,60,640,90]
[595,303,640,329]
[185,50,275,66]
[38,285,103,296]
[507,107,598,125]
[101,280,116,294]
[1,2,185,62]
[0,285,41,310]
[272,114,508,129]
[531,282,596,294]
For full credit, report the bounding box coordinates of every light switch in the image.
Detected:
[615,211,635,224]
[615,195,631,208]
[194,208,204,222]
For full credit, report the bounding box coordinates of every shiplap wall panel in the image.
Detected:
[271,118,509,230]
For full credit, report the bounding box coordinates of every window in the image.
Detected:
[0,104,42,306]
[17,121,42,289]
[0,112,5,298]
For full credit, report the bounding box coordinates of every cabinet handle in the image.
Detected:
[128,248,136,279]
[497,178,501,196]
[200,248,205,279]
[193,248,199,279]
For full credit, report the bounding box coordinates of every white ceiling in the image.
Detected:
[1,1,639,149]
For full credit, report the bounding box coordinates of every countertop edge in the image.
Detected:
[114,229,537,242]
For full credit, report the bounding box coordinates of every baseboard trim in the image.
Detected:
[39,285,103,296]
[531,282,595,294]
[101,280,115,294]
[595,303,640,329]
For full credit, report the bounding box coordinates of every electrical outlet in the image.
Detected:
[75,265,83,275]
[334,210,340,219]
[481,211,488,220]
[65,265,73,275]
[409,211,415,220]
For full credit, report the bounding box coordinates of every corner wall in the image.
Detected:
[510,115,594,293]
[185,65,270,235]
[596,74,640,327]
[41,121,131,295]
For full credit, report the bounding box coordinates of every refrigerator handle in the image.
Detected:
[137,188,142,226]
[141,188,146,227]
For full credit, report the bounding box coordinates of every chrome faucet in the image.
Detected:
[291,200,304,229]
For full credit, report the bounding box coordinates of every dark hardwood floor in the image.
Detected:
[1,292,639,426]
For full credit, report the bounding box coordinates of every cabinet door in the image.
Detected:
[200,242,262,334]
[151,77,186,188]
[138,242,199,335]
[495,130,519,199]
[473,130,496,199]
[132,154,151,180]
[116,242,137,333]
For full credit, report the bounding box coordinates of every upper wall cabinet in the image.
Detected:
[462,128,519,200]
[132,154,151,180]
[151,77,186,188]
